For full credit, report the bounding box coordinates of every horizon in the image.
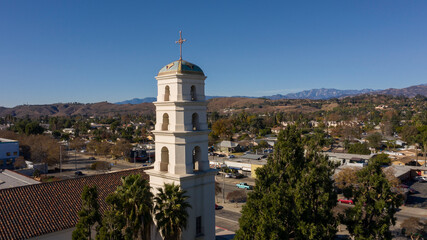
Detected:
[1,1,427,107]
[2,82,426,108]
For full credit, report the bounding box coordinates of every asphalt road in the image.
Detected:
[48,151,146,179]
[216,209,241,232]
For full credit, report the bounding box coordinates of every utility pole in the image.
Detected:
[60,145,62,170]
[223,172,225,204]
[74,149,77,170]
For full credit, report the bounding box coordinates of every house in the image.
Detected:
[324,152,372,166]
[62,128,75,135]
[271,126,284,134]
[391,157,419,166]
[218,141,240,153]
[0,168,149,240]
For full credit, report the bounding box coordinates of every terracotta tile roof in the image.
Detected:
[0,167,151,240]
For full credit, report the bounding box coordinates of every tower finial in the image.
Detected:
[175,31,186,60]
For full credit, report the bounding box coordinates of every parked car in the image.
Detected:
[236,182,253,190]
[414,176,427,182]
[338,198,354,204]
[74,171,84,176]
[215,204,222,210]
[88,157,96,160]
[225,173,233,178]
[228,155,235,158]
[399,184,417,194]
[232,173,244,179]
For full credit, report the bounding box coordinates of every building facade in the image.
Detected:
[147,56,216,239]
[0,138,19,169]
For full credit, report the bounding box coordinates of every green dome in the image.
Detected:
[158,59,204,76]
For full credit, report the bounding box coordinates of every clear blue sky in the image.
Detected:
[1,1,426,107]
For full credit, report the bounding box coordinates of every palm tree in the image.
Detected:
[116,174,153,240]
[154,183,191,240]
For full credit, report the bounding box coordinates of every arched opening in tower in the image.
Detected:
[164,85,170,101]
[160,147,169,172]
[191,85,196,101]
[162,113,169,131]
[192,113,199,131]
[193,146,201,171]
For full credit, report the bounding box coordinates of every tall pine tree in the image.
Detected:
[235,126,337,240]
[340,159,402,240]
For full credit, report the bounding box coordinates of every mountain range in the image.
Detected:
[115,84,426,104]
[0,84,425,118]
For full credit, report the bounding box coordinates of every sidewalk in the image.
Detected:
[216,226,235,240]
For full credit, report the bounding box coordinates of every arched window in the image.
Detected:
[162,113,169,131]
[164,86,170,101]
[193,146,201,171]
[192,113,199,131]
[160,147,169,172]
[191,85,196,101]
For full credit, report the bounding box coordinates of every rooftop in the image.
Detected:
[158,59,204,76]
[0,138,18,143]
[0,167,150,240]
[0,170,40,190]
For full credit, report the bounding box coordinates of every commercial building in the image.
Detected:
[0,138,19,170]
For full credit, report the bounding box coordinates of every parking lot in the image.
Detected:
[404,180,427,208]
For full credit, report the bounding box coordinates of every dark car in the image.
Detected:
[215,204,222,210]
[232,173,244,179]
[89,157,96,160]
[74,171,84,176]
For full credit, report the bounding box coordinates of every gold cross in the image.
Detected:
[175,31,186,60]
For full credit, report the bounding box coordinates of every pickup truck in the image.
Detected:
[236,182,253,190]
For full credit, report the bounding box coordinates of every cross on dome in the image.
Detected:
[175,31,186,60]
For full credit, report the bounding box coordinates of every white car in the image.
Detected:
[414,176,427,182]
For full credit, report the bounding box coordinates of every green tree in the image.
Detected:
[111,140,132,160]
[154,183,191,240]
[340,159,402,240]
[235,126,337,240]
[97,174,153,240]
[348,143,371,155]
[366,133,382,149]
[371,153,391,166]
[72,186,101,240]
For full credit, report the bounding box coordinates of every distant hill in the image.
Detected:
[0,102,155,118]
[114,96,229,104]
[1,84,425,118]
[369,84,427,98]
[115,97,157,104]
[266,88,376,100]
[114,84,426,103]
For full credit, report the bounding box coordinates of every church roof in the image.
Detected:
[158,59,204,76]
[0,168,150,240]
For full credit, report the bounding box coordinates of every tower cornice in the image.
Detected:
[155,73,207,81]
[153,101,208,107]
[152,130,210,136]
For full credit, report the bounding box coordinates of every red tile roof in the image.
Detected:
[0,168,150,240]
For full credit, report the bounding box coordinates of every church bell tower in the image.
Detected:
[147,31,216,240]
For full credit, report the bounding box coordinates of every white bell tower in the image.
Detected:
[147,31,216,240]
